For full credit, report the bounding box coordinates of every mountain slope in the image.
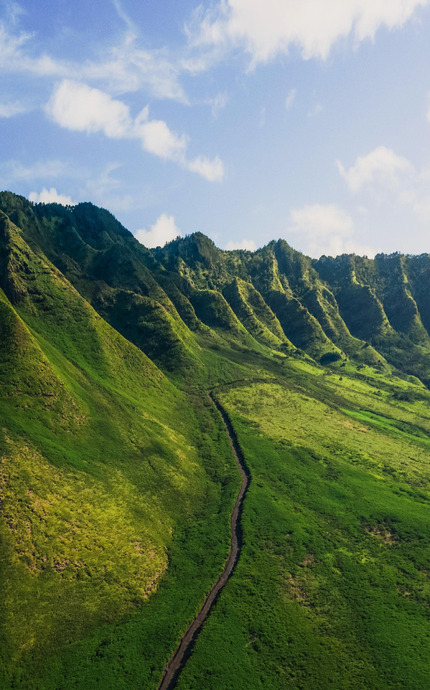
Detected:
[315,253,430,382]
[2,192,430,689]
[3,192,430,384]
[0,208,240,687]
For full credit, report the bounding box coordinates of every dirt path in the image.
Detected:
[157,392,250,690]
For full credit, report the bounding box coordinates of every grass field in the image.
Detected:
[175,363,430,689]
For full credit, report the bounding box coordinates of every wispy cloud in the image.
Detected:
[307,100,323,118]
[288,203,374,258]
[285,88,297,111]
[209,90,228,118]
[0,10,186,101]
[0,157,150,213]
[187,0,430,64]
[46,80,224,181]
[83,163,136,212]
[337,145,430,236]
[0,158,78,183]
[337,146,414,193]
[2,0,428,112]
[111,0,136,34]
[0,100,29,117]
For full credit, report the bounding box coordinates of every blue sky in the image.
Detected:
[2,0,430,257]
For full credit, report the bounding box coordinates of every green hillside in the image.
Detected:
[178,367,430,689]
[0,207,240,687]
[1,192,430,688]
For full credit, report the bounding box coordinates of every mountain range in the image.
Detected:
[1,191,430,689]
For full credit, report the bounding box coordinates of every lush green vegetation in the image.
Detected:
[177,366,430,689]
[0,217,240,687]
[1,192,430,688]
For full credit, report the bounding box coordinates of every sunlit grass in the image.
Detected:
[177,374,430,689]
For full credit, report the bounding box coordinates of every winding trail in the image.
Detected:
[157,392,250,690]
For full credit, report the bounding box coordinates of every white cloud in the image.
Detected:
[225,238,257,251]
[285,88,297,111]
[288,203,374,257]
[209,90,228,117]
[188,0,429,64]
[46,80,224,180]
[135,113,188,159]
[335,145,430,252]
[135,213,181,248]
[86,39,187,101]
[0,100,28,117]
[0,22,29,63]
[337,146,413,193]
[46,80,132,138]
[28,187,75,206]
[338,146,430,245]
[186,155,225,182]
[0,15,186,101]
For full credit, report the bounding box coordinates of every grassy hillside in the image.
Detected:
[177,364,430,689]
[0,214,240,687]
[1,192,430,688]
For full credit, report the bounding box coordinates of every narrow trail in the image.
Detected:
[157,392,250,690]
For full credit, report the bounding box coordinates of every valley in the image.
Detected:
[1,193,430,688]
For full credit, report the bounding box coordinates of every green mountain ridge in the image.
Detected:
[3,191,428,381]
[1,191,430,688]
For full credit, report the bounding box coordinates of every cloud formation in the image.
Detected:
[46,81,224,181]
[135,109,187,159]
[189,0,429,63]
[209,91,229,118]
[187,155,225,181]
[0,158,75,182]
[0,100,28,117]
[337,145,430,242]
[0,12,186,100]
[225,238,257,251]
[135,213,181,248]
[288,203,374,257]
[337,146,413,192]
[47,80,132,138]
[28,187,75,205]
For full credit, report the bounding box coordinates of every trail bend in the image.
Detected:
[157,392,250,690]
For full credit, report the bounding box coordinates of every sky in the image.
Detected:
[2,0,430,257]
